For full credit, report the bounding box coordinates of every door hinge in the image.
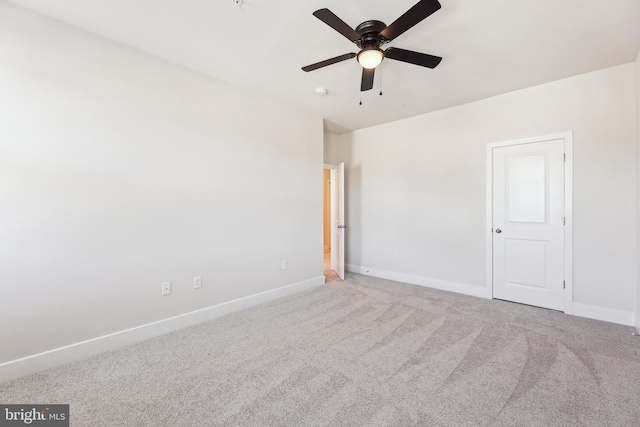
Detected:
[564,153,566,162]
[563,280,566,289]
[563,217,566,225]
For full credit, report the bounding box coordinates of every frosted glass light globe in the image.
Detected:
[357,49,384,69]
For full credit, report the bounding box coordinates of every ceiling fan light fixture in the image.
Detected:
[357,48,384,69]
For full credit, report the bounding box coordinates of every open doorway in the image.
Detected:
[323,165,341,282]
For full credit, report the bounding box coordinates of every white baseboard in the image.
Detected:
[571,302,635,326]
[0,276,325,384]
[345,264,487,299]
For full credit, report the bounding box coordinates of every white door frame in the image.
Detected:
[485,132,573,314]
[324,163,344,279]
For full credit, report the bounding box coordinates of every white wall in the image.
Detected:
[323,130,340,165]
[636,51,640,330]
[0,3,323,364]
[339,63,637,323]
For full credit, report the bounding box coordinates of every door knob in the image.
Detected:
[495,228,502,234]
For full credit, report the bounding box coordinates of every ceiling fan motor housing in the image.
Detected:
[355,20,388,49]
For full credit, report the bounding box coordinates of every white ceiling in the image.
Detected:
[6,0,640,134]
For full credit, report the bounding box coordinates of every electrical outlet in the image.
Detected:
[282,260,288,270]
[161,281,171,296]
[193,276,202,289]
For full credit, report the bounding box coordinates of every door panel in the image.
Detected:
[507,153,546,223]
[505,239,547,288]
[493,140,564,311]
[331,163,345,280]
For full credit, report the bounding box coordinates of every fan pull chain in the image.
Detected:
[359,91,362,106]
[379,66,383,96]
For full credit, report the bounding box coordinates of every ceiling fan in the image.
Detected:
[302,0,443,92]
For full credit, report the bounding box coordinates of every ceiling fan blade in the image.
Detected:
[385,47,442,68]
[302,53,356,72]
[313,8,361,42]
[380,0,441,41]
[361,67,375,91]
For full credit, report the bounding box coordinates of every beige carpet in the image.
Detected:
[2,273,640,426]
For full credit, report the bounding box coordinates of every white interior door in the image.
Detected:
[331,162,345,280]
[492,140,565,311]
